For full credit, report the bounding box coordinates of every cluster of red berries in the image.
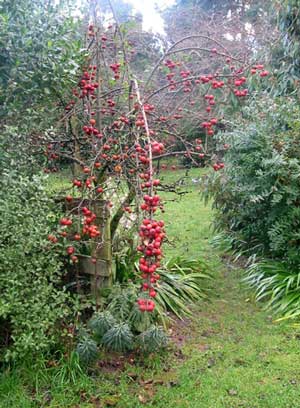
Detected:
[43,143,60,172]
[251,64,269,77]
[232,75,248,97]
[150,141,164,155]
[78,67,98,99]
[201,117,218,136]
[48,234,58,243]
[135,116,145,127]
[234,76,247,87]
[54,202,102,263]
[60,217,73,226]
[213,162,225,171]
[234,88,248,97]
[88,24,95,38]
[199,74,214,83]
[164,59,180,91]
[140,178,160,191]
[137,298,155,312]
[180,70,191,79]
[140,194,161,213]
[144,103,155,112]
[211,79,225,89]
[56,216,79,263]
[83,118,102,138]
[110,62,121,80]
[65,100,76,112]
[164,59,177,70]
[137,217,165,312]
[204,94,216,113]
[81,207,101,238]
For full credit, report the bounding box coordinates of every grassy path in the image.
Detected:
[140,168,300,408]
[1,169,300,407]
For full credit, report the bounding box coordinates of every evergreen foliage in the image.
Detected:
[101,323,134,352]
[203,97,300,319]
[0,171,70,360]
[76,336,98,365]
[137,326,168,353]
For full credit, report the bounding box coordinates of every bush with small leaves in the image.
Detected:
[0,170,71,360]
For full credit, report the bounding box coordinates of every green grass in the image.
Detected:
[45,168,72,194]
[2,167,300,408]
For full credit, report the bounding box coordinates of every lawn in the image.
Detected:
[1,168,300,408]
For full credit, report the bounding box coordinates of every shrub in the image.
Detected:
[202,97,300,319]
[77,309,167,363]
[101,323,134,352]
[0,170,70,360]
[136,326,168,353]
[203,97,300,266]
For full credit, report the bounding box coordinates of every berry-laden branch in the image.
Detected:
[133,78,164,312]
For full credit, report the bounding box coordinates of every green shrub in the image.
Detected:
[0,170,70,360]
[77,308,167,362]
[137,326,168,353]
[203,97,300,267]
[88,311,117,341]
[101,323,134,352]
[202,97,300,320]
[76,337,98,366]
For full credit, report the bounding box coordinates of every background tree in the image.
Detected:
[270,0,300,96]
[0,0,86,174]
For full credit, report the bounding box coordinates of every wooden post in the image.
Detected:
[64,198,113,299]
[91,199,113,293]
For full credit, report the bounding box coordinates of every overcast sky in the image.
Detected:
[124,0,176,34]
[57,0,177,34]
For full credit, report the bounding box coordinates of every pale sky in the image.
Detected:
[55,0,176,35]
[124,0,176,34]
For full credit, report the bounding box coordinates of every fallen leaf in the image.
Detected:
[174,350,185,359]
[198,343,209,352]
[103,396,119,406]
[227,388,238,396]
[89,396,102,408]
[138,395,148,404]
[207,358,216,368]
[127,372,138,381]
